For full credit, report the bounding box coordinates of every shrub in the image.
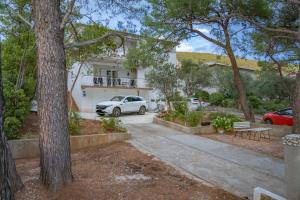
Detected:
[212,117,232,131]
[208,112,227,120]
[186,111,203,127]
[194,90,210,102]
[69,111,80,135]
[172,101,188,115]
[100,117,127,133]
[4,117,22,140]
[3,86,30,138]
[209,92,225,106]
[212,115,241,131]
[248,96,262,109]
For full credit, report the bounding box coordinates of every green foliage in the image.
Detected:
[248,96,262,109]
[209,92,225,106]
[211,68,254,99]
[186,111,203,127]
[178,60,211,96]
[3,85,30,139]
[65,24,114,67]
[208,112,228,120]
[100,117,127,133]
[252,65,295,100]
[221,99,236,108]
[212,116,242,131]
[145,64,179,103]
[69,111,80,135]
[3,85,30,121]
[212,117,232,131]
[194,90,210,102]
[4,117,22,140]
[173,101,188,115]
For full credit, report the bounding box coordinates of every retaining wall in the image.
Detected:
[153,117,216,135]
[9,132,130,159]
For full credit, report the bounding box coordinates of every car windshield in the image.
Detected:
[110,96,125,101]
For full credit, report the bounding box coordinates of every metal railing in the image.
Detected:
[81,76,140,88]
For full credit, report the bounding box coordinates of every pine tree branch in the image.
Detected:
[60,0,76,30]
[64,32,125,49]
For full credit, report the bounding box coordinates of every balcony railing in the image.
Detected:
[81,76,140,88]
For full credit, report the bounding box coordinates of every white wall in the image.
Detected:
[80,87,153,112]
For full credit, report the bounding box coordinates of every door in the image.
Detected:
[276,109,293,126]
[132,96,143,112]
[121,97,135,112]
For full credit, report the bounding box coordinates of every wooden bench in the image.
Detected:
[234,122,272,141]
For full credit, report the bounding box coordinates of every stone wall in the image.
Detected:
[9,132,130,159]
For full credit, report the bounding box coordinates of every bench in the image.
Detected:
[234,122,272,141]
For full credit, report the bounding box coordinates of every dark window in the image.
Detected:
[132,97,142,101]
[125,97,134,102]
[279,109,293,116]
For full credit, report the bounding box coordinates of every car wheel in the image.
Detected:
[138,106,146,115]
[265,119,273,124]
[112,107,121,117]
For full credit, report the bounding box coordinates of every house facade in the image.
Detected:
[68,33,176,113]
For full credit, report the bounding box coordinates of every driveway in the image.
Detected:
[127,123,285,199]
[79,112,156,124]
[80,112,285,198]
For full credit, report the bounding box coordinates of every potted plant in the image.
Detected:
[212,117,232,134]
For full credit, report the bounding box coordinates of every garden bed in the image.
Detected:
[153,116,215,135]
[20,113,121,139]
[15,142,242,200]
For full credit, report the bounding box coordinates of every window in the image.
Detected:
[125,97,134,102]
[279,109,293,116]
[132,97,143,101]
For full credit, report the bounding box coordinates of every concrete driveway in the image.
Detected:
[79,112,156,124]
[127,123,285,199]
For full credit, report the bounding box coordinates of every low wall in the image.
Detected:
[153,117,216,135]
[9,132,130,159]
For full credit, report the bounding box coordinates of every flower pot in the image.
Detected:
[217,128,224,134]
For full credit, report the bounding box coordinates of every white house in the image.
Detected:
[67,32,177,113]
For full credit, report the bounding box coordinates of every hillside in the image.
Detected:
[176,52,259,71]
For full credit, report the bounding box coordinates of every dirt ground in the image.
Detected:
[202,134,283,159]
[15,142,243,200]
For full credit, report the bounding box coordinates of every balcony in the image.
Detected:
[81,76,144,89]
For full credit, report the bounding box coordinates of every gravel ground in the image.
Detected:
[15,142,243,200]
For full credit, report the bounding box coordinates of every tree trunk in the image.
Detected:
[32,0,73,191]
[226,46,255,122]
[292,66,300,134]
[0,42,23,200]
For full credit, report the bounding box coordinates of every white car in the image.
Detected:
[187,98,201,111]
[96,95,148,117]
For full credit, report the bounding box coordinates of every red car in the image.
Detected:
[263,108,293,126]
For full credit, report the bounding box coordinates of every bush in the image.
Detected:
[212,117,232,131]
[4,117,22,140]
[69,111,81,135]
[248,96,262,109]
[194,90,210,102]
[208,112,227,120]
[4,86,30,122]
[212,116,242,131]
[172,101,188,115]
[3,86,30,139]
[209,92,225,106]
[186,111,203,127]
[100,117,127,133]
